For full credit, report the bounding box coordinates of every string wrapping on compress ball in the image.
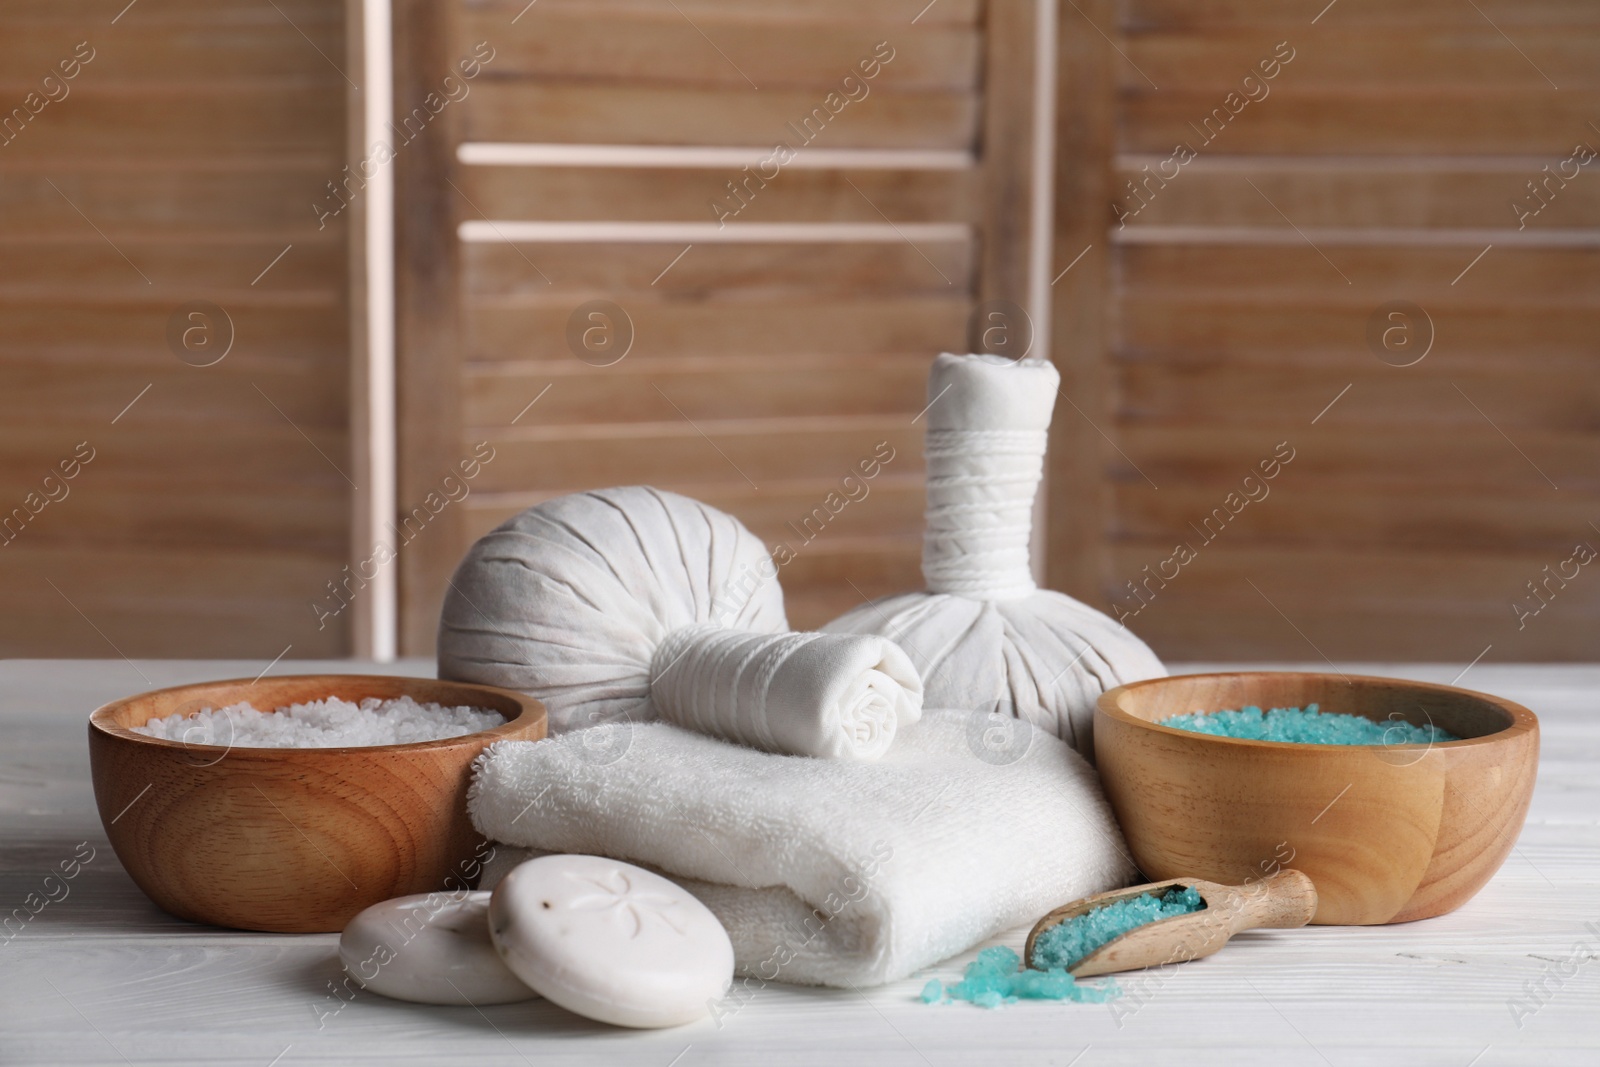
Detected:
[649,624,922,762]
[922,427,1049,600]
[822,353,1166,757]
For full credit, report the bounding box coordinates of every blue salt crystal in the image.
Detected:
[1159,703,1457,745]
[920,945,1121,1009]
[1030,885,1205,972]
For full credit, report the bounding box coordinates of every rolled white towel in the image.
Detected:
[649,625,922,761]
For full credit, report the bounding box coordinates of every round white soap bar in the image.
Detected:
[489,855,734,1028]
[339,891,537,1005]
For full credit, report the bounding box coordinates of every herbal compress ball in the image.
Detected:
[823,353,1165,757]
[438,486,922,760]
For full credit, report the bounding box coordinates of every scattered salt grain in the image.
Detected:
[132,695,504,748]
[1159,703,1457,745]
[919,946,1120,1009]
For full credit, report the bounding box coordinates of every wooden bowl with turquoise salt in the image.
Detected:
[1094,672,1538,925]
[89,674,545,933]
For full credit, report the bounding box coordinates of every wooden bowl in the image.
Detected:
[88,674,545,933]
[1094,672,1538,925]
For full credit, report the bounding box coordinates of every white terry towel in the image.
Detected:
[438,486,922,760]
[469,708,1136,988]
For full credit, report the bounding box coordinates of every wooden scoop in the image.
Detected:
[1024,868,1317,978]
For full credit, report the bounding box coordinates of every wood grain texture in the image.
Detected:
[394,0,465,656]
[395,0,1033,651]
[2,658,1596,1065]
[0,0,352,658]
[88,674,545,933]
[465,241,978,296]
[1065,0,1600,660]
[1095,672,1540,924]
[459,82,979,150]
[465,8,980,90]
[458,166,979,224]
[1045,0,1118,604]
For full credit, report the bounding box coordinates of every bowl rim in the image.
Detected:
[88,673,545,754]
[1095,670,1538,752]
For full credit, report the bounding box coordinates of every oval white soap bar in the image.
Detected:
[489,855,733,1028]
[340,891,537,1005]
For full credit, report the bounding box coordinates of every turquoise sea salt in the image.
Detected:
[919,947,1120,1009]
[1159,703,1457,745]
[1030,885,1205,972]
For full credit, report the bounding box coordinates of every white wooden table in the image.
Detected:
[3,659,1597,1066]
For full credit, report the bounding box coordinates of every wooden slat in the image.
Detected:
[1117,297,1596,355]
[1118,426,1594,492]
[0,547,347,658]
[459,166,978,224]
[3,0,335,22]
[1119,243,1600,302]
[1114,483,1600,555]
[1111,164,1600,230]
[460,82,979,149]
[464,241,977,296]
[465,0,983,25]
[0,364,347,429]
[0,303,345,367]
[1125,0,1600,30]
[1105,545,1600,660]
[465,295,971,361]
[1121,30,1599,90]
[471,423,922,494]
[0,86,343,158]
[0,170,351,235]
[0,242,344,300]
[0,23,340,84]
[1122,92,1600,156]
[467,10,979,90]
[0,425,353,493]
[0,485,345,555]
[1117,364,1599,431]
[462,357,928,426]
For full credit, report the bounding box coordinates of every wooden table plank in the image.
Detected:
[2,660,1597,1065]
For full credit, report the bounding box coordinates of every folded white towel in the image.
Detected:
[469,708,1136,988]
[651,625,923,761]
[438,486,922,760]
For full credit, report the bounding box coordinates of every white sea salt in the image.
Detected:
[132,695,505,748]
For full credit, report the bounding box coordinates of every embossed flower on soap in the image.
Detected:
[564,868,687,939]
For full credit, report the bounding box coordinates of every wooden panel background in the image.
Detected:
[0,0,352,657]
[397,0,1039,650]
[10,0,1591,663]
[1049,0,1600,661]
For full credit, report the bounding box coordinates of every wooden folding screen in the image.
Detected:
[1050,0,1600,661]
[0,0,350,657]
[395,0,1045,652]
